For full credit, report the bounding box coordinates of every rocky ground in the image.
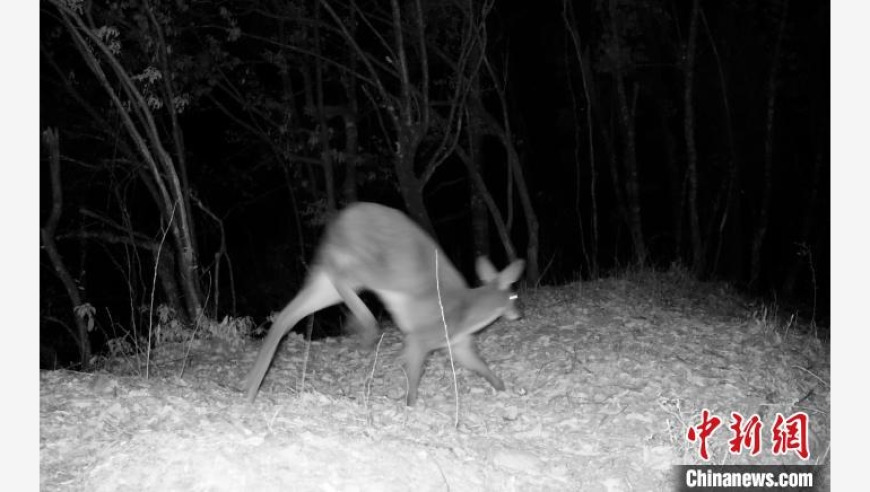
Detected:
[40,271,830,491]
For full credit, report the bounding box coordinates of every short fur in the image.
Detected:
[241,202,525,405]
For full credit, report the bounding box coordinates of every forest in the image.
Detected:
[40,0,829,370]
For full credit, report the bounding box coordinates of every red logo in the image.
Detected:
[771,412,810,460]
[686,409,722,461]
[687,410,810,460]
[729,412,764,456]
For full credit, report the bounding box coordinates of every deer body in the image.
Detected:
[242,202,525,405]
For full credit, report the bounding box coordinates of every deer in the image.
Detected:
[241,202,525,406]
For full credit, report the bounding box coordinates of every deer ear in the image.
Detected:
[475,257,498,283]
[497,260,525,289]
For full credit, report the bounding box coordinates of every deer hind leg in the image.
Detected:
[402,337,431,406]
[332,281,379,351]
[243,268,344,402]
[451,338,505,392]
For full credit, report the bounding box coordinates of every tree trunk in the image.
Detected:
[51,0,203,320]
[657,103,682,262]
[700,7,739,274]
[750,0,789,287]
[454,138,517,263]
[475,109,539,282]
[505,140,540,282]
[146,2,200,280]
[563,0,599,277]
[683,0,704,274]
[41,129,92,370]
[394,132,435,235]
[581,47,600,278]
[609,0,646,267]
[155,245,184,316]
[341,76,360,204]
[782,152,823,297]
[340,5,360,205]
[467,120,490,259]
[478,62,540,283]
[314,1,337,212]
